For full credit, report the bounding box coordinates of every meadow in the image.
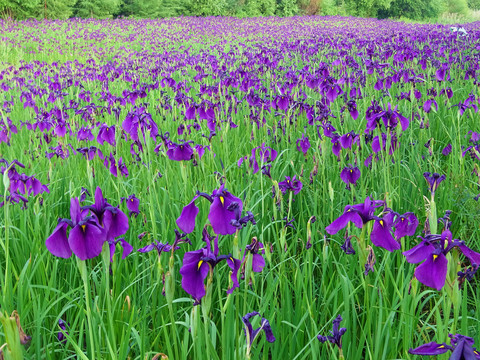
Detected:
[0,16,479,359]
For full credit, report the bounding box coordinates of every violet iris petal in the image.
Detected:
[68,222,105,261]
[179,248,211,302]
[209,186,243,235]
[408,341,451,355]
[370,219,400,252]
[45,222,71,259]
[176,197,200,234]
[414,253,448,291]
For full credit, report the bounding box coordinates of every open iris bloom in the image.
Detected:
[278,175,303,195]
[409,333,480,359]
[403,229,480,290]
[176,184,255,235]
[179,228,241,304]
[325,197,417,252]
[45,187,130,261]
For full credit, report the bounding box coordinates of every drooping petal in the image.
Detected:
[179,249,210,301]
[370,219,400,252]
[176,198,199,234]
[457,245,480,266]
[68,223,105,261]
[414,253,448,290]
[408,342,451,355]
[325,209,363,235]
[226,256,241,294]
[403,241,435,264]
[45,222,71,258]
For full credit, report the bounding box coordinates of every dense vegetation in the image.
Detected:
[0,0,477,20]
[0,15,479,360]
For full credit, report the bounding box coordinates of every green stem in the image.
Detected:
[77,258,96,360]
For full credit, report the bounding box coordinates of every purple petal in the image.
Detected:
[45,222,71,258]
[414,253,448,290]
[176,198,199,234]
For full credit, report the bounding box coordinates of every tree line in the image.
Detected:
[0,0,476,21]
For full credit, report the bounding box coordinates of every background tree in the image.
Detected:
[73,0,120,18]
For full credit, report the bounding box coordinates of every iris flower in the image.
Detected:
[403,230,480,290]
[179,229,240,303]
[409,333,480,359]
[317,315,347,349]
[176,184,254,235]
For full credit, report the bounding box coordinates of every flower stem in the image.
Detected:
[77,258,96,360]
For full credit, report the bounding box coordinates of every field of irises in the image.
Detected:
[0,15,480,359]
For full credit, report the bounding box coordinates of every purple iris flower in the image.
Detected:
[83,187,129,241]
[179,229,240,303]
[278,175,302,195]
[242,237,266,274]
[346,100,358,120]
[176,184,251,235]
[326,197,402,252]
[393,212,419,239]
[122,194,140,217]
[57,319,69,344]
[242,312,276,347]
[97,124,116,146]
[403,230,480,290]
[423,172,446,196]
[166,141,194,161]
[45,197,105,260]
[108,237,133,262]
[296,134,311,156]
[317,315,347,349]
[238,143,277,174]
[409,333,480,359]
[340,165,360,187]
[339,131,358,149]
[442,144,452,156]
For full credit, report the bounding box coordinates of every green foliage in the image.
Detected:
[0,0,37,19]
[73,0,120,18]
[40,0,76,19]
[447,0,468,15]
[378,0,445,20]
[278,0,299,16]
[468,0,480,10]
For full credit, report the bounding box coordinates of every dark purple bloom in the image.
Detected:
[57,319,69,344]
[423,172,446,196]
[403,230,480,290]
[242,312,276,347]
[325,197,384,235]
[317,315,347,349]
[179,229,240,302]
[442,144,452,156]
[45,197,105,260]
[278,175,302,195]
[393,212,419,239]
[243,237,266,273]
[296,134,311,156]
[341,231,355,255]
[108,237,133,262]
[176,184,246,235]
[122,194,139,217]
[340,165,360,186]
[97,124,116,146]
[409,333,480,359]
[166,141,194,161]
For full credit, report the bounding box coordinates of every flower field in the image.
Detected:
[0,16,480,359]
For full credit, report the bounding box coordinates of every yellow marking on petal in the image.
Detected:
[81,224,86,232]
[379,220,384,226]
[198,260,203,270]
[229,257,234,262]
[401,218,405,221]
[219,196,225,205]
[433,255,438,261]
[131,198,134,202]
[439,345,444,348]
[350,170,353,173]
